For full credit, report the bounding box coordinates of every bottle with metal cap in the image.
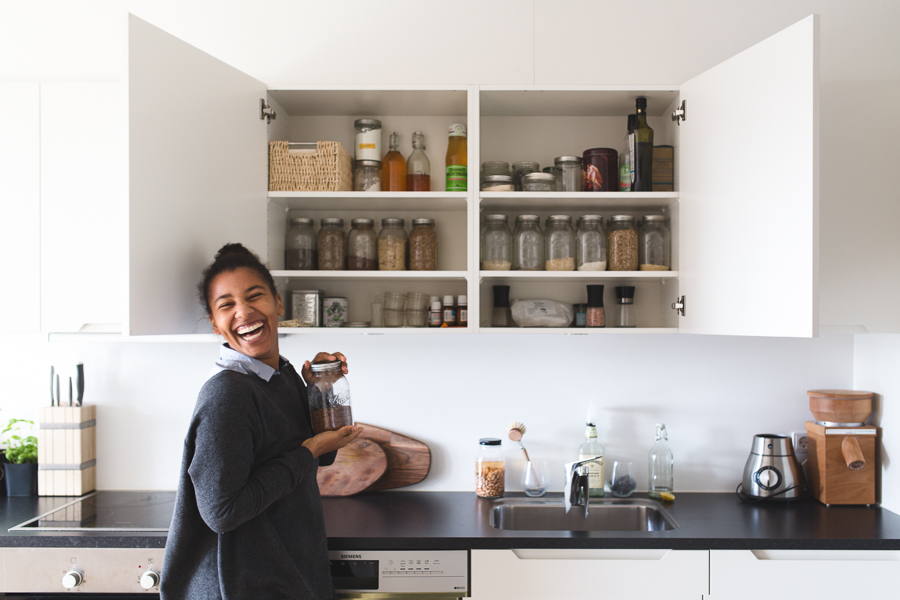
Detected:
[544,215,575,271]
[481,214,512,270]
[648,423,674,499]
[348,218,377,270]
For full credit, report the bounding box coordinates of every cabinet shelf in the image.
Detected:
[278,327,470,335]
[480,271,677,282]
[272,270,468,281]
[479,192,677,211]
[269,191,468,212]
[478,327,678,335]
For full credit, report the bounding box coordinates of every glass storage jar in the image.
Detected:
[354,118,382,161]
[285,217,317,270]
[607,215,638,271]
[317,218,346,270]
[378,218,407,271]
[544,215,576,271]
[513,214,543,271]
[476,438,505,498]
[481,160,510,179]
[307,360,353,435]
[639,214,671,271]
[511,161,540,191]
[481,214,512,270]
[542,166,562,190]
[481,175,515,192]
[409,218,438,271]
[523,172,556,192]
[555,156,584,192]
[576,215,607,271]
[353,159,381,192]
[347,218,377,270]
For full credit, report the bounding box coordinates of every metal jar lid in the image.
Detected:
[484,214,509,223]
[482,160,510,169]
[350,218,374,226]
[309,360,344,373]
[483,175,514,184]
[355,159,381,168]
[412,218,435,226]
[479,438,502,446]
[578,214,603,223]
[511,161,540,169]
[547,215,573,223]
[515,214,541,223]
[583,147,618,157]
[554,155,582,164]
[523,172,557,183]
[290,217,314,226]
[642,215,667,224]
[381,217,405,227]
[320,217,344,226]
[609,215,635,223]
[354,118,382,129]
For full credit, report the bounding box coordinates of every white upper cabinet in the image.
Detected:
[678,15,819,337]
[126,15,268,335]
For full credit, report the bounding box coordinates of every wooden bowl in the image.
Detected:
[808,389,873,424]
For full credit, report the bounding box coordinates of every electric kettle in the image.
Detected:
[738,434,805,501]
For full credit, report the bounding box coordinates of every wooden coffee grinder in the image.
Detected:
[805,389,878,505]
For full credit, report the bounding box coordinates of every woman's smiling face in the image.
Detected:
[208,267,284,368]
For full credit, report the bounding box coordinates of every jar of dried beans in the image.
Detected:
[317,218,346,270]
[409,218,438,271]
[378,218,408,271]
[476,438,505,498]
[307,360,353,435]
[607,215,638,271]
[347,218,377,271]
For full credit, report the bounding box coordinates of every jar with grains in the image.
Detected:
[409,218,438,271]
[481,161,510,180]
[523,172,556,192]
[481,175,515,192]
[307,360,353,435]
[347,218,377,271]
[544,215,576,271]
[285,217,317,270]
[353,159,381,192]
[607,215,638,271]
[513,214,543,271]
[476,438,505,498]
[639,214,671,271]
[576,215,607,271]
[317,218,346,270]
[378,218,407,271]
[511,161,540,191]
[555,156,584,192]
[481,214,512,270]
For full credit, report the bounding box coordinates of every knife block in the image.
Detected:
[805,421,878,505]
[37,405,96,496]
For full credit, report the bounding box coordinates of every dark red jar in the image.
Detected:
[582,148,619,192]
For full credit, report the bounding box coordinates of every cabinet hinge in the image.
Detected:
[259,98,276,123]
[671,100,686,125]
[672,295,686,316]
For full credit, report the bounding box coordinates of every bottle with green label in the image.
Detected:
[445,123,467,192]
[578,403,605,497]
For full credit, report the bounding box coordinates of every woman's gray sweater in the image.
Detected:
[160,361,336,599]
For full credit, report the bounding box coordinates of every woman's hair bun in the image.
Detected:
[215,242,253,261]
[198,242,278,316]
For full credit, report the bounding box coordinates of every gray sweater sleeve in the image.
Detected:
[187,376,317,534]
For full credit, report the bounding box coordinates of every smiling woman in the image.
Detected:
[161,243,362,600]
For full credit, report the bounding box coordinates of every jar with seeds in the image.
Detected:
[607,215,638,271]
[317,218,346,270]
[476,438,505,498]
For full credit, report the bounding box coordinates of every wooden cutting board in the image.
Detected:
[356,422,431,492]
[316,437,387,497]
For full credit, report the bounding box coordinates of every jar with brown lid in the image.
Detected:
[409,218,438,270]
[476,438,505,498]
[307,360,353,435]
[317,218,346,270]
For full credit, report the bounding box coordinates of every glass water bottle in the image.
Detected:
[649,423,674,499]
[407,131,431,191]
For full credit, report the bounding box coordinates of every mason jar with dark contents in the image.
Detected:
[307,360,353,435]
[285,217,317,270]
[347,218,377,270]
[409,218,438,271]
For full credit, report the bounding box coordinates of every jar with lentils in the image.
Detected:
[607,215,638,271]
[409,218,438,271]
[317,218,346,270]
[476,438,505,498]
[378,218,408,271]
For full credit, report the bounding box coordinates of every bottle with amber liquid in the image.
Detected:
[381,131,406,191]
[445,123,467,191]
[407,131,431,191]
[631,97,654,192]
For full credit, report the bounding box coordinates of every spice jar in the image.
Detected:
[639,215,671,271]
[481,214,512,270]
[307,360,353,435]
[378,218,407,271]
[492,285,512,327]
[347,218,377,270]
[409,218,438,271]
[607,215,638,271]
[476,438,505,498]
[615,286,636,327]
[573,303,587,327]
[317,218,346,270]
[523,172,556,192]
[285,217,317,270]
[481,161,510,180]
[582,148,619,192]
[555,156,584,192]
[513,214,543,271]
[586,284,605,328]
[354,118,382,161]
[511,161,540,191]
[576,215,607,271]
[481,175,515,192]
[544,215,576,271]
[353,159,382,192]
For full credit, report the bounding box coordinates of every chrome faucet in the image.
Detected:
[564,458,595,518]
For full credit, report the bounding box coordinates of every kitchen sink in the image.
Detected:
[490,497,679,532]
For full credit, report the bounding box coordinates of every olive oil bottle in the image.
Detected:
[631,97,654,192]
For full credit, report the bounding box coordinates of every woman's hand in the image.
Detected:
[302,425,363,459]
[302,351,348,384]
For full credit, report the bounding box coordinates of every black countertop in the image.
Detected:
[3,491,900,550]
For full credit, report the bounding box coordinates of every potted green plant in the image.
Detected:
[2,419,38,496]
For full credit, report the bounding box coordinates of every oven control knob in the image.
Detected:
[140,569,161,590]
[62,569,84,589]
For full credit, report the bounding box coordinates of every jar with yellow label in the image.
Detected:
[354,118,382,161]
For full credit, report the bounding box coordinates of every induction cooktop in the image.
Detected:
[9,490,176,532]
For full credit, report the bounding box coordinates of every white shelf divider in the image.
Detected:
[478,327,678,335]
[271,270,468,280]
[479,271,677,281]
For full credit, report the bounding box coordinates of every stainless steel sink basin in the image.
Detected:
[490,497,679,532]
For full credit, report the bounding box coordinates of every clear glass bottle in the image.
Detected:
[317,218,346,270]
[523,172,556,192]
[353,159,381,192]
[575,215,607,271]
[445,123,467,192]
[481,214,512,270]
[381,131,406,191]
[347,218,377,270]
[370,294,384,327]
[406,131,431,191]
[378,218,407,271]
[491,285,512,327]
[579,405,605,497]
[614,286,636,327]
[476,438,505,498]
[285,217,317,270]
[544,215,575,271]
[607,215,638,271]
[649,423,674,499]
[512,214,543,271]
[555,156,583,192]
[620,114,636,191]
[409,218,438,271]
[639,214,671,271]
[511,161,540,191]
[307,360,353,435]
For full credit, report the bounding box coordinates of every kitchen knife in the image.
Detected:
[75,363,84,406]
[68,377,73,407]
[50,366,56,406]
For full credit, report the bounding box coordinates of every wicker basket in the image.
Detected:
[269,141,353,192]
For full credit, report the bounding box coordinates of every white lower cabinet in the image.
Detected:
[470,549,709,599]
[709,550,900,599]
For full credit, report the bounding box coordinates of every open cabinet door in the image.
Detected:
[126,15,268,335]
[678,15,819,337]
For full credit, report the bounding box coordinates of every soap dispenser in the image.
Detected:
[648,423,674,499]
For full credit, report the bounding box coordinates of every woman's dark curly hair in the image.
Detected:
[198,243,278,316]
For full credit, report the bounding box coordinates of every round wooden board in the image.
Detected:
[316,437,388,497]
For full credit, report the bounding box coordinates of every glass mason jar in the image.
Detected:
[576,215,607,271]
[409,218,438,271]
[481,174,515,192]
[482,160,510,180]
[307,360,353,434]
[542,166,562,190]
[353,159,381,192]
[476,438,505,498]
[511,161,540,191]
[513,214,543,271]
[285,217,317,270]
[347,218,377,270]
[317,218,346,270]
[354,118,382,161]
[378,218,407,271]
[639,214,671,271]
[481,214,512,270]
[523,172,556,192]
[555,155,584,192]
[544,215,576,271]
[607,215,638,271]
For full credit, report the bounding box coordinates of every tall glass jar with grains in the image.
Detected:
[575,215,607,271]
[446,124,467,191]
[544,215,575,271]
[639,215,670,271]
[481,214,512,270]
[381,131,406,191]
[407,131,431,191]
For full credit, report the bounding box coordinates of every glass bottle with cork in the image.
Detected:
[649,423,674,499]
[381,131,406,191]
[579,403,605,497]
[446,124,467,192]
[631,97,654,192]
[407,131,431,191]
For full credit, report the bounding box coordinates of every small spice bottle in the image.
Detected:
[458,295,468,327]
[428,300,442,327]
[573,303,587,327]
[476,438,505,498]
[586,284,605,327]
[442,295,457,327]
[615,286,636,327]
